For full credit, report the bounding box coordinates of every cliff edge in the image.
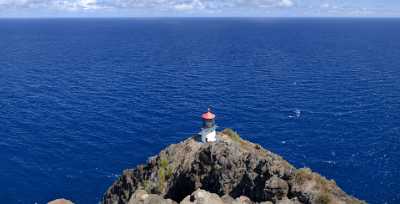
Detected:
[102,129,365,204]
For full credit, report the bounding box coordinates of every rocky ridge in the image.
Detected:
[102,129,365,204]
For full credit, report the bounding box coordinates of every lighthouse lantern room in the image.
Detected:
[199,108,217,143]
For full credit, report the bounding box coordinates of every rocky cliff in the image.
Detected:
[102,129,365,204]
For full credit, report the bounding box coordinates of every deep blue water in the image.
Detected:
[0,18,399,204]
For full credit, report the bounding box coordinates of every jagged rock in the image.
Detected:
[234,196,253,204]
[275,197,302,204]
[102,129,366,204]
[221,195,236,204]
[220,194,254,204]
[47,199,74,204]
[180,189,224,204]
[264,175,289,201]
[129,190,177,204]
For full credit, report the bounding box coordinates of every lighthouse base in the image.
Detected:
[199,128,217,143]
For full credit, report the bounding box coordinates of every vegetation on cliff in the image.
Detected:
[102,129,365,204]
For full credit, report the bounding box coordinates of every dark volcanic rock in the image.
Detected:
[102,129,365,204]
[264,175,289,202]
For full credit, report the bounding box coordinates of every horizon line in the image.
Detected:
[1,16,400,19]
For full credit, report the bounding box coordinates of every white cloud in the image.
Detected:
[0,0,103,11]
[0,0,297,12]
[174,4,193,11]
[173,0,205,11]
[56,0,104,11]
[0,0,28,7]
[279,0,294,8]
[79,0,98,10]
[1,0,397,16]
[316,2,379,17]
[320,3,330,9]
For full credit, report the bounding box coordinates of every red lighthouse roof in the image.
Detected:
[202,109,215,120]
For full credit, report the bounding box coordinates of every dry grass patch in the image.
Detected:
[222,128,241,142]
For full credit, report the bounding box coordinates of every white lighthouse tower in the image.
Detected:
[199,108,217,143]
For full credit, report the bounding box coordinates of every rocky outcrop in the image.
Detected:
[102,129,365,204]
[47,199,74,204]
[180,189,224,204]
[128,190,177,204]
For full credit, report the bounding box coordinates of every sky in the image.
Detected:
[0,0,399,17]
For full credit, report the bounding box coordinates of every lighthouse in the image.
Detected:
[199,108,217,143]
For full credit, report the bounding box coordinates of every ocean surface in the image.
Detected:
[0,18,399,204]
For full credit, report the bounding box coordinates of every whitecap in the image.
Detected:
[322,160,336,165]
[288,109,301,118]
[295,109,301,118]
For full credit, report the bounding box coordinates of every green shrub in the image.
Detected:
[157,156,174,192]
[142,180,151,193]
[160,157,169,169]
[158,168,165,192]
[166,165,174,178]
[315,193,332,204]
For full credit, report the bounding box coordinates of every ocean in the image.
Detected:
[0,18,399,204]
